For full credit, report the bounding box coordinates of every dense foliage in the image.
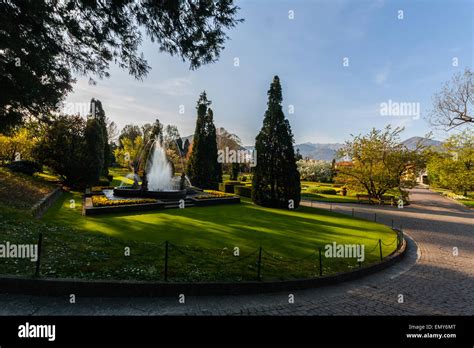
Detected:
[427,130,473,196]
[297,159,333,182]
[252,76,301,209]
[0,0,242,132]
[336,127,426,199]
[187,92,222,188]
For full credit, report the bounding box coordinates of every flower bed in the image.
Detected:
[91,186,114,193]
[91,195,156,207]
[194,190,236,200]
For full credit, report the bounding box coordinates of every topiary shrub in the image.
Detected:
[6,160,42,176]
[234,185,252,198]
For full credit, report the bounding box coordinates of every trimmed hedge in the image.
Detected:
[218,183,236,193]
[223,180,241,185]
[219,180,246,193]
[307,187,337,195]
[234,185,252,198]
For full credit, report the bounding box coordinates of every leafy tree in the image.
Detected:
[0,128,36,164]
[33,115,86,186]
[252,76,301,209]
[0,0,243,132]
[216,126,243,175]
[119,124,142,146]
[164,125,185,173]
[114,136,144,169]
[165,125,182,151]
[187,92,221,188]
[106,118,119,144]
[297,159,332,182]
[429,68,473,130]
[336,127,426,200]
[427,130,473,196]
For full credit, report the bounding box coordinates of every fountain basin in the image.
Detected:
[113,187,187,200]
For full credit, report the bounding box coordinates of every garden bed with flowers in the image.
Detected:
[191,190,240,206]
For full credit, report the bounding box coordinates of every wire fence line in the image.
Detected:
[303,199,408,229]
[28,226,404,282]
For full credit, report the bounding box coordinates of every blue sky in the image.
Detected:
[65,0,473,145]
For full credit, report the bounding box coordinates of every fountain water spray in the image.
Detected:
[146,141,174,191]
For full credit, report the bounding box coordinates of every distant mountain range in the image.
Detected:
[184,133,443,161]
[292,137,443,161]
[401,136,443,150]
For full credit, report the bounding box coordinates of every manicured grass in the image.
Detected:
[301,181,402,205]
[301,181,360,203]
[0,169,399,282]
[37,191,398,281]
[301,192,360,203]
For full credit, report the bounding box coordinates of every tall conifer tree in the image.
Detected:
[252,76,301,208]
[187,92,221,188]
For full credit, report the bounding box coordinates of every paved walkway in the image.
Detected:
[0,188,472,315]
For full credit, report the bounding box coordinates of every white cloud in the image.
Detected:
[375,65,391,85]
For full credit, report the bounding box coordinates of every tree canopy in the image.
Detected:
[335,127,426,199]
[427,130,473,196]
[429,68,473,131]
[0,0,243,132]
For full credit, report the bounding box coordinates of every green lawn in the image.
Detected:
[36,190,398,281]
[301,192,360,203]
[0,168,399,282]
[300,181,404,205]
[301,181,360,203]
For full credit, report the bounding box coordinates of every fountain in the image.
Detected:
[113,139,191,200]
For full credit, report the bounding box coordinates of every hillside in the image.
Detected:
[0,167,57,210]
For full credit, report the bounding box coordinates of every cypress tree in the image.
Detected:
[89,99,109,176]
[83,117,105,185]
[252,76,301,208]
[187,92,221,188]
[205,108,222,183]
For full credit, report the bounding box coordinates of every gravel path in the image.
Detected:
[0,188,472,315]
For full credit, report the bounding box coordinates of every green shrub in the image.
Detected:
[6,160,41,176]
[219,183,235,193]
[307,187,337,195]
[234,185,252,198]
[223,180,241,185]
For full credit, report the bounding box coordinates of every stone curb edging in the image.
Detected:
[30,186,63,219]
[0,237,407,297]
